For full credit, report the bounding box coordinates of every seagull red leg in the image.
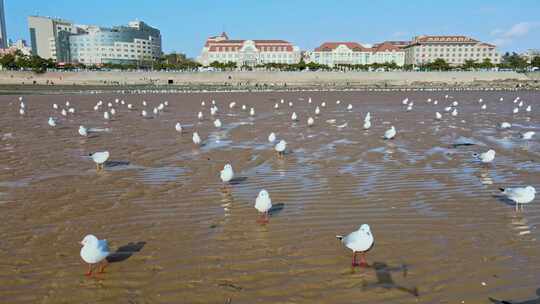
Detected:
[85,264,93,276]
[359,253,368,267]
[99,260,108,273]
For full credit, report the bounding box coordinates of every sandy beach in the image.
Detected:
[1,90,539,303]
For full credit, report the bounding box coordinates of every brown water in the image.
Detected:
[1,90,539,303]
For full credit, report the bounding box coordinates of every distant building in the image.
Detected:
[28,16,161,66]
[521,49,540,63]
[197,32,301,67]
[306,41,407,67]
[7,39,32,55]
[69,21,162,66]
[403,35,500,67]
[0,0,7,49]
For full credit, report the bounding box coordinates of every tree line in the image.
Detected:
[1,50,539,73]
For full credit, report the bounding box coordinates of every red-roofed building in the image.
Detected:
[197,32,301,66]
[404,35,500,66]
[307,41,407,67]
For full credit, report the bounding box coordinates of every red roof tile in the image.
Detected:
[314,42,369,52]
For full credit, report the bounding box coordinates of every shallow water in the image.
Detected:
[0,91,539,303]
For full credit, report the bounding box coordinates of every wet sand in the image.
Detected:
[0,90,539,303]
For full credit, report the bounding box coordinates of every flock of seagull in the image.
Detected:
[14,91,537,274]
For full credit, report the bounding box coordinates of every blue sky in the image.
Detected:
[5,0,540,57]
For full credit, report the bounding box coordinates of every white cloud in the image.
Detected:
[490,22,539,47]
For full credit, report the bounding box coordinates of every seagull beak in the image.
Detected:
[80,241,84,245]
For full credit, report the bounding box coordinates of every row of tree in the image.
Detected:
[1,50,540,73]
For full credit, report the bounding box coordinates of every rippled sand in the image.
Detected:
[1,91,539,303]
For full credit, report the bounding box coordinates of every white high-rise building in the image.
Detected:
[0,0,8,49]
[28,16,76,62]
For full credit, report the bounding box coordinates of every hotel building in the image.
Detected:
[197,32,301,67]
[306,41,407,67]
[403,35,500,66]
[28,16,161,66]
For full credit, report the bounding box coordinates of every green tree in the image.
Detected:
[427,58,450,71]
[500,52,528,70]
[531,56,540,68]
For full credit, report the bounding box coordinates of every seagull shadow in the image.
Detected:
[358,261,419,297]
[492,194,517,207]
[229,176,248,185]
[450,143,475,148]
[104,160,131,168]
[268,203,285,216]
[489,288,540,304]
[106,241,146,263]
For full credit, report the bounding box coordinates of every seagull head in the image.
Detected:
[80,234,98,246]
[526,186,537,194]
[359,224,371,233]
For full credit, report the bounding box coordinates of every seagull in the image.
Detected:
[80,234,110,276]
[363,119,371,130]
[79,125,88,137]
[427,98,432,103]
[158,103,164,111]
[48,117,56,127]
[212,100,216,105]
[229,102,236,109]
[268,132,276,143]
[347,104,353,111]
[365,112,371,121]
[275,140,287,156]
[406,104,413,112]
[153,107,158,115]
[68,107,75,114]
[20,101,25,109]
[402,98,408,105]
[242,104,247,111]
[210,106,217,116]
[451,108,458,117]
[107,102,112,108]
[201,101,205,107]
[250,108,255,116]
[435,112,442,120]
[254,189,272,222]
[513,107,519,114]
[103,111,110,120]
[384,126,396,140]
[164,101,169,107]
[291,112,298,121]
[526,105,532,112]
[308,97,312,104]
[175,122,183,133]
[288,102,293,107]
[214,119,222,128]
[93,105,99,111]
[18,96,23,101]
[336,224,374,267]
[500,122,512,129]
[110,108,116,116]
[53,103,58,109]
[473,149,495,164]
[115,98,119,104]
[452,101,459,107]
[141,110,147,117]
[321,102,326,108]
[280,99,284,104]
[66,101,70,107]
[19,108,25,115]
[121,100,126,105]
[90,151,109,171]
[61,109,67,116]
[192,132,201,145]
[198,111,203,120]
[478,98,483,103]
[220,164,234,185]
[307,117,314,127]
[444,106,452,112]
[315,106,320,115]
[274,103,279,109]
[499,97,504,102]
[481,104,487,110]
[127,104,133,110]
[521,131,535,140]
[433,100,438,105]
[518,101,523,107]
[142,100,147,107]
[97,100,103,106]
[499,186,536,211]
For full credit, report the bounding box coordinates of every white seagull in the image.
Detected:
[500,122,512,129]
[435,112,442,120]
[384,126,396,140]
[473,149,495,164]
[347,104,353,111]
[250,108,255,116]
[499,186,536,211]
[80,234,110,276]
[291,112,298,121]
[198,111,203,120]
[526,105,532,112]
[53,103,58,109]
[268,132,276,143]
[90,151,109,171]
[175,122,183,133]
[61,109,67,116]
[220,164,234,184]
[336,224,374,267]
[214,119,222,128]
[192,132,201,145]
[79,125,88,137]
[103,111,110,120]
[275,140,287,156]
[254,189,272,222]
[315,106,321,116]
[19,108,25,115]
[48,117,56,127]
[521,131,535,140]
[307,117,314,127]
